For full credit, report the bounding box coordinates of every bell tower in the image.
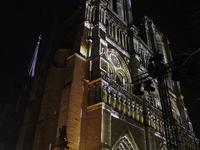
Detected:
[108,0,133,24]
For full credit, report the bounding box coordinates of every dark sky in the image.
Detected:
[0,0,58,93]
[0,0,200,139]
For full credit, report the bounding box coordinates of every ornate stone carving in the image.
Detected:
[111,53,120,68]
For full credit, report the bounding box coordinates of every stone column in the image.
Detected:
[121,32,125,48]
[131,101,136,120]
[101,104,111,149]
[117,96,122,112]
[112,93,117,109]
[122,98,127,115]
[118,29,121,45]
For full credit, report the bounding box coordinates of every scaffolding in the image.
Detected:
[148,54,179,150]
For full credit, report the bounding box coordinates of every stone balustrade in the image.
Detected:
[101,77,165,134]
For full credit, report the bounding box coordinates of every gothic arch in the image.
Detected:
[112,136,137,150]
[112,127,139,150]
[116,69,127,86]
[107,49,132,84]
[109,63,128,87]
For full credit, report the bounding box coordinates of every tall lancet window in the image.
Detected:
[123,0,127,22]
[113,0,117,14]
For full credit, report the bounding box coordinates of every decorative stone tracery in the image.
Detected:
[112,127,139,150]
[113,136,136,150]
[107,49,132,91]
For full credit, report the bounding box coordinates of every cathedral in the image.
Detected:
[1,0,199,150]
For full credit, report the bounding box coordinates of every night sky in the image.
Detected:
[0,0,200,139]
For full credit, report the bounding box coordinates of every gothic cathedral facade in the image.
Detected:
[15,0,199,150]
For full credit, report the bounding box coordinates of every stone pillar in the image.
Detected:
[108,90,112,105]
[102,87,108,104]
[117,96,122,112]
[101,104,111,149]
[112,93,117,109]
[139,106,144,124]
[121,32,125,48]
[118,29,121,45]
[122,98,127,115]
[126,99,131,117]
[136,104,140,122]
[108,21,111,37]
[131,101,136,120]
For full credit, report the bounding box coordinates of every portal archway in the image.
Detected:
[112,127,139,150]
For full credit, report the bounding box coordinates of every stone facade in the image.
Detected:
[13,0,200,150]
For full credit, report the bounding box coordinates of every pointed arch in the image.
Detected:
[116,69,127,86]
[116,75,122,86]
[107,49,132,84]
[112,127,139,150]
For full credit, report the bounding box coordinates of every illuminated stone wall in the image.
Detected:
[14,0,199,150]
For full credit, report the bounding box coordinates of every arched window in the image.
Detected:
[123,0,127,22]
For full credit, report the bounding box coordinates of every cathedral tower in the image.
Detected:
[15,0,199,150]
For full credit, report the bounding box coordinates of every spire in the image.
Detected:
[27,35,41,77]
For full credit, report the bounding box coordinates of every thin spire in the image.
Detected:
[27,35,41,77]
